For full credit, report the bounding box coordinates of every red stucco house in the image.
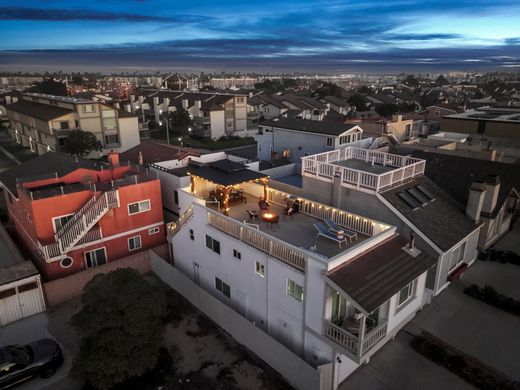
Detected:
[0,151,164,281]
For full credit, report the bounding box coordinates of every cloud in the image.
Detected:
[0,7,210,23]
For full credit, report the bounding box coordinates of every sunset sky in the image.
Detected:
[1,0,520,72]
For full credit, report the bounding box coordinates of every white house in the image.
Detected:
[255,118,363,163]
[167,158,436,388]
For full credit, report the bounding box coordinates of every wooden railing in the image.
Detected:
[324,320,388,359]
[360,322,387,356]
[268,189,390,237]
[301,147,426,192]
[166,206,193,239]
[207,209,307,272]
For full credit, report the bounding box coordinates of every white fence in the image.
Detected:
[150,254,332,390]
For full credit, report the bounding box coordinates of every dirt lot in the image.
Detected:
[41,274,291,390]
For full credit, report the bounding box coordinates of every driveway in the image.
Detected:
[408,281,520,380]
[0,313,76,390]
[0,129,36,172]
[340,331,474,390]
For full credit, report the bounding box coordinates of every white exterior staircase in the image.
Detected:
[166,206,193,240]
[54,189,120,254]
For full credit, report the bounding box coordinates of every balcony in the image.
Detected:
[301,147,426,192]
[193,116,211,125]
[324,319,387,359]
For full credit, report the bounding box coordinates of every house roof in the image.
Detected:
[327,234,436,313]
[261,118,358,136]
[119,139,202,165]
[188,159,267,186]
[322,95,349,107]
[6,100,74,121]
[380,176,479,251]
[0,262,39,286]
[391,149,520,217]
[0,152,104,197]
[117,109,138,118]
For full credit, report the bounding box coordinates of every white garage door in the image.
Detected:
[0,278,46,327]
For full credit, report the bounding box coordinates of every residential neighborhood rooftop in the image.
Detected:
[6,100,74,121]
[261,118,358,136]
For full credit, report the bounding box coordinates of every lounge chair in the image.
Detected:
[324,219,358,242]
[314,222,348,248]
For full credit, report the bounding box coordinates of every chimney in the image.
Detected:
[402,230,421,257]
[182,99,189,109]
[466,180,486,222]
[114,102,120,109]
[196,100,202,110]
[481,175,500,214]
[130,94,135,103]
[249,92,253,98]
[107,150,120,167]
[331,168,342,208]
[153,96,159,107]
[124,104,131,112]
[138,151,144,165]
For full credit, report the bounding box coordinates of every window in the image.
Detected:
[52,214,74,233]
[102,109,117,129]
[340,135,351,145]
[75,120,80,128]
[236,97,245,104]
[449,241,466,271]
[326,137,334,148]
[264,107,269,113]
[396,279,417,309]
[148,227,160,235]
[233,249,241,260]
[104,134,119,146]
[174,191,179,205]
[215,277,231,298]
[287,279,304,302]
[189,229,194,241]
[255,261,265,277]
[58,137,66,146]
[59,121,69,130]
[128,235,142,251]
[82,104,95,113]
[281,149,290,158]
[434,109,440,117]
[205,235,220,254]
[128,200,151,215]
[85,247,107,268]
[60,257,73,268]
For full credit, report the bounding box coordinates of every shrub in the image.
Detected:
[464,284,520,316]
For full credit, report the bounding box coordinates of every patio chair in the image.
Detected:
[324,219,358,242]
[258,199,270,212]
[247,210,258,223]
[283,207,295,221]
[314,222,348,248]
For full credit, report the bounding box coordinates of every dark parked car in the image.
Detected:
[0,339,63,389]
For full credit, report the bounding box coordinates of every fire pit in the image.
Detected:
[261,212,279,228]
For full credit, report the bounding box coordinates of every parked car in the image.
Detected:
[0,339,63,389]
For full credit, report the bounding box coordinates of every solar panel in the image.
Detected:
[416,185,435,201]
[398,192,421,209]
[407,188,428,205]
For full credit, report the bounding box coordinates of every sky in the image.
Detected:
[1,0,520,73]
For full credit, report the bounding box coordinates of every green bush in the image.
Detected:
[464,284,520,316]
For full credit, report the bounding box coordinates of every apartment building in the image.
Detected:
[266,147,482,297]
[256,118,363,163]
[127,90,248,139]
[167,159,436,387]
[209,77,257,90]
[248,94,330,122]
[5,93,140,157]
[0,152,164,281]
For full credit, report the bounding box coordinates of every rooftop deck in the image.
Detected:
[224,194,369,259]
[302,147,426,192]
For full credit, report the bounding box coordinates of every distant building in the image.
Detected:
[0,152,164,281]
[347,114,415,144]
[256,118,364,162]
[5,93,140,157]
[209,77,257,90]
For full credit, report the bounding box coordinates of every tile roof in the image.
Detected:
[261,118,358,136]
[119,140,202,165]
[6,100,74,121]
[327,234,436,312]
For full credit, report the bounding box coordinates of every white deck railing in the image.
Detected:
[207,208,307,272]
[268,189,391,237]
[324,319,388,359]
[302,147,426,192]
